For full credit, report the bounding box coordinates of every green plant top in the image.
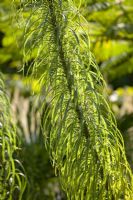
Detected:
[19,0,133,199]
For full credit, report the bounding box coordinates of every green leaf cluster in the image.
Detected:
[80,0,133,82]
[0,0,133,199]
[0,73,26,200]
[19,0,133,199]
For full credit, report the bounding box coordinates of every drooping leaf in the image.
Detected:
[19,0,133,199]
[0,73,26,200]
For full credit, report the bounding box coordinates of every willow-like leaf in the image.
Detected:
[20,0,133,199]
[0,73,26,200]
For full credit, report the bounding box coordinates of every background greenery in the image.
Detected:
[0,0,133,199]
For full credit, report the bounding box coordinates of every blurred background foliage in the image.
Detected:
[0,0,133,199]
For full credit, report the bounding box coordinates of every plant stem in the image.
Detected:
[48,0,89,139]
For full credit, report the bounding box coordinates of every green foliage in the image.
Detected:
[19,0,133,199]
[0,73,26,200]
[0,0,22,74]
[80,0,133,83]
[20,138,66,200]
[8,85,65,199]
[101,50,133,79]
[0,0,133,199]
